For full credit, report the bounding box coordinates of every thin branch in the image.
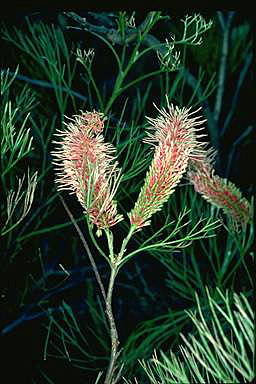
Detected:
[217,11,225,31]
[222,52,252,135]
[225,125,253,179]
[1,69,87,102]
[104,267,121,384]
[64,11,158,46]
[214,12,235,125]
[59,195,106,301]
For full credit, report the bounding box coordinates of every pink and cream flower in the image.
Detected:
[187,149,252,230]
[128,100,206,230]
[52,111,123,229]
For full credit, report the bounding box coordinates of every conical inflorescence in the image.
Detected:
[128,100,207,230]
[52,111,123,230]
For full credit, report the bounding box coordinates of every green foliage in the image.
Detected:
[2,18,79,115]
[158,13,213,72]
[2,169,38,236]
[120,189,253,380]
[140,288,254,383]
[42,295,110,369]
[1,68,38,239]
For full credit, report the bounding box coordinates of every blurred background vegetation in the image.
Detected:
[0,11,254,383]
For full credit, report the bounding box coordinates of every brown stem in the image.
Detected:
[59,195,106,301]
[104,266,121,384]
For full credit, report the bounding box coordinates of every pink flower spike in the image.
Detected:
[52,111,123,230]
[128,100,206,230]
[188,149,252,230]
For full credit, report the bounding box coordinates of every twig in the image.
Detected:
[59,195,106,301]
[222,52,252,135]
[103,227,135,383]
[214,12,235,126]
[104,266,121,384]
[1,69,87,102]
[64,11,158,46]
[225,125,253,179]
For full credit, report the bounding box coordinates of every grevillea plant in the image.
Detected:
[51,100,252,383]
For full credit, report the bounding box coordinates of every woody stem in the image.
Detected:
[104,265,120,384]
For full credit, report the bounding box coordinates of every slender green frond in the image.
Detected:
[140,288,254,383]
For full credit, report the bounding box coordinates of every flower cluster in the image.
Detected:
[52,111,123,230]
[187,149,252,230]
[128,101,206,230]
[52,105,252,234]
